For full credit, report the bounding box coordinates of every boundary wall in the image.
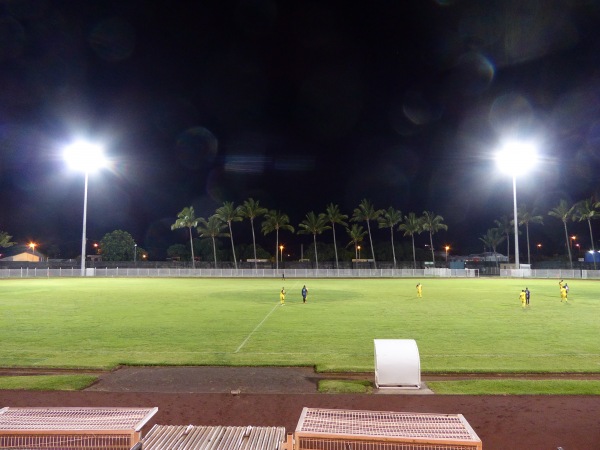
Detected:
[1,267,599,278]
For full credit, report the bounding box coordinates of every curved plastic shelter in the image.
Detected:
[374,339,421,389]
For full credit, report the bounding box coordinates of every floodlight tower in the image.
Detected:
[64,141,107,276]
[495,141,537,269]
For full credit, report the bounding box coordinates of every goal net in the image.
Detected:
[465,269,479,278]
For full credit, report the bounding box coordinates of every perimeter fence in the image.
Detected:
[1,267,599,279]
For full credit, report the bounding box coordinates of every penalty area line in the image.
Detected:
[235,303,280,353]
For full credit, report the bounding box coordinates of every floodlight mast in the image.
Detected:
[495,141,537,270]
[64,141,107,276]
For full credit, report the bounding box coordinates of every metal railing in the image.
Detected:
[1,267,599,279]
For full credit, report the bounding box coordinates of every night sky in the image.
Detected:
[1,0,600,260]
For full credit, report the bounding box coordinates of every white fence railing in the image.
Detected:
[0,267,477,278]
[3,267,598,279]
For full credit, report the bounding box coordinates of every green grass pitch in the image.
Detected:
[0,277,598,373]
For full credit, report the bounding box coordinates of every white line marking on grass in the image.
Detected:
[234,303,281,353]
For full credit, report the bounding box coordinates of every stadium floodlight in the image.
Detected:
[64,141,107,277]
[495,140,538,269]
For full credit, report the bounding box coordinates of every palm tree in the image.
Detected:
[548,199,575,269]
[197,215,228,268]
[351,199,382,268]
[324,203,348,270]
[421,211,448,263]
[261,210,295,271]
[298,212,331,270]
[573,197,599,270]
[398,212,423,269]
[215,201,243,270]
[517,204,544,265]
[479,228,506,269]
[171,206,198,269]
[346,224,367,259]
[494,215,512,262]
[239,198,268,269]
[378,207,402,268]
[0,231,16,248]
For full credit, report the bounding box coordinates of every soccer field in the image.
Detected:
[0,277,598,372]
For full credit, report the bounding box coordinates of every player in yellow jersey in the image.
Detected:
[280,287,286,305]
[416,283,422,298]
[519,290,527,308]
[560,286,568,303]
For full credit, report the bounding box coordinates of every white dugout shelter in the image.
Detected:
[374,339,421,389]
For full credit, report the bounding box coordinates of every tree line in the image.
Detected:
[171,196,600,270]
[479,198,600,269]
[1,197,597,267]
[170,198,449,270]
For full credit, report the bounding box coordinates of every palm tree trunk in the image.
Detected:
[228,222,238,270]
[188,227,196,269]
[313,234,319,270]
[211,236,217,268]
[411,235,416,269]
[390,228,397,269]
[366,220,376,269]
[332,223,339,270]
[275,229,279,271]
[587,219,597,270]
[429,232,435,263]
[526,224,531,265]
[563,222,573,269]
[250,218,257,270]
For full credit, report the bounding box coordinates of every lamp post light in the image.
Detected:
[134,243,138,263]
[29,242,36,261]
[445,245,450,263]
[495,140,538,270]
[64,141,107,277]
[279,245,284,263]
[357,245,361,259]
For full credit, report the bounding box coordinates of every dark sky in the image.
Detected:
[1,0,600,259]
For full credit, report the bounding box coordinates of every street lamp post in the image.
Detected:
[495,140,538,270]
[279,245,284,263]
[445,245,450,263]
[64,141,107,277]
[357,245,361,259]
[134,243,138,263]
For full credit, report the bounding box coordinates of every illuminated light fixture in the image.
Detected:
[495,140,538,269]
[64,140,107,276]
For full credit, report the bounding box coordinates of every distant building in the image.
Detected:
[466,252,509,263]
[0,245,45,262]
[584,251,600,263]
